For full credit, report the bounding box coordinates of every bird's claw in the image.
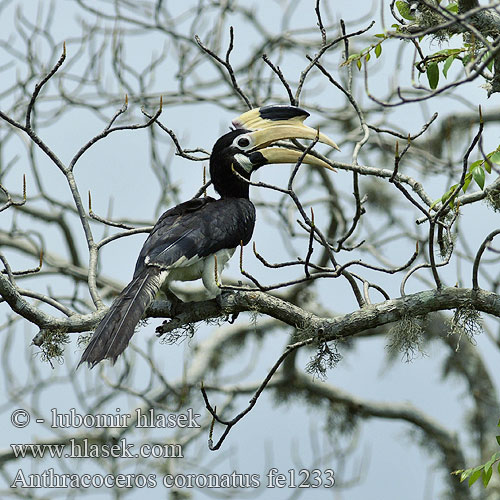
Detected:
[215,291,239,324]
[215,290,232,309]
[228,312,239,324]
[164,290,183,317]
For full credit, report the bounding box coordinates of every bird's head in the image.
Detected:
[209,105,338,198]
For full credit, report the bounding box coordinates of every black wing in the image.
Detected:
[78,196,255,368]
[133,196,256,276]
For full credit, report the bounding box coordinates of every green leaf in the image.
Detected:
[443,55,455,78]
[496,435,500,446]
[431,48,461,57]
[375,43,382,58]
[396,1,415,20]
[462,174,472,193]
[441,191,451,204]
[356,59,362,70]
[446,3,458,13]
[484,452,500,473]
[365,52,371,62]
[469,159,484,176]
[472,165,486,189]
[483,466,493,487]
[482,51,494,72]
[441,184,458,207]
[427,62,439,89]
[375,33,386,39]
[490,151,500,165]
[469,468,482,486]
[460,470,470,483]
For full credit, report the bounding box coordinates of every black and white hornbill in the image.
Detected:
[78,105,338,368]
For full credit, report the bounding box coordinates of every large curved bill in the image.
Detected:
[248,125,339,151]
[257,147,336,172]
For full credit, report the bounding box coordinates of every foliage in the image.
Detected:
[453,419,500,489]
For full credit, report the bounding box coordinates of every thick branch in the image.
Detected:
[152,287,500,344]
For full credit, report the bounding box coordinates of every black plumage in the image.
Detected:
[79,130,258,368]
[135,197,255,273]
[78,105,336,368]
[79,196,255,368]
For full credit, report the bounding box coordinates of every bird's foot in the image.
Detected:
[228,312,240,324]
[155,290,186,337]
[164,289,184,317]
[215,290,239,324]
[215,290,232,309]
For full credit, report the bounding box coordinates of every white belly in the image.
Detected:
[167,258,206,282]
[164,248,236,297]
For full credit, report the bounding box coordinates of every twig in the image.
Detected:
[0,175,27,213]
[262,54,296,105]
[200,338,308,450]
[304,207,315,278]
[368,112,438,141]
[88,191,136,230]
[25,42,66,130]
[195,27,252,109]
[472,229,500,290]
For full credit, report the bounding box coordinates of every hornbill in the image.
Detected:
[78,105,338,368]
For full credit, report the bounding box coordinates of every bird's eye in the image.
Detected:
[236,136,251,148]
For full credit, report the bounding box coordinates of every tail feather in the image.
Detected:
[78,268,165,368]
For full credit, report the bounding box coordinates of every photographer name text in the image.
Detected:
[48,408,201,429]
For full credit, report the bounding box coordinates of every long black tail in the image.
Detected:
[78,267,165,368]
